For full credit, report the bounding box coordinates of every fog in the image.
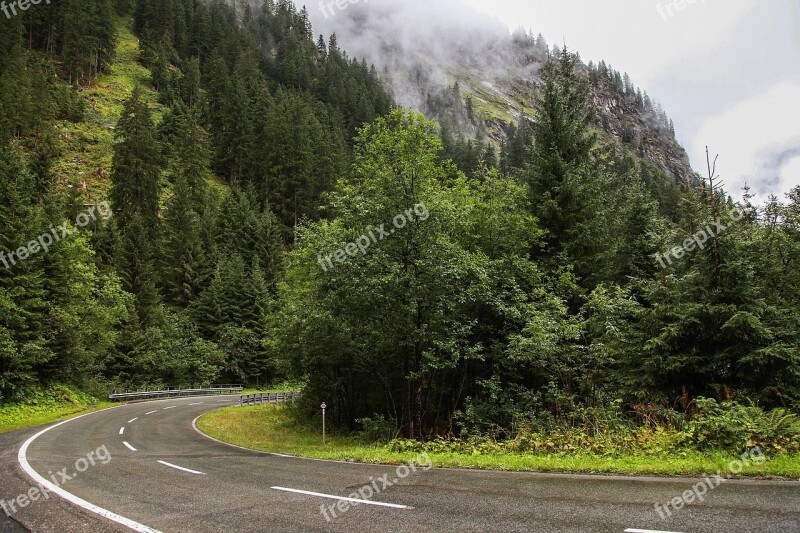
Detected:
[295,0,535,108]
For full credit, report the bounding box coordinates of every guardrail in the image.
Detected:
[239,391,302,407]
[109,385,244,401]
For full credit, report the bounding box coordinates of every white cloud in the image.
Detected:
[693,82,800,201]
[298,0,800,199]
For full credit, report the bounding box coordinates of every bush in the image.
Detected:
[688,397,800,454]
[387,398,800,458]
[356,414,400,443]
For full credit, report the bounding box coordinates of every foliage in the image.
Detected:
[1,2,798,467]
[0,384,107,433]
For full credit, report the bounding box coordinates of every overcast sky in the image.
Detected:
[456,0,800,202]
[303,0,800,202]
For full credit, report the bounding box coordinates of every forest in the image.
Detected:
[0,0,798,452]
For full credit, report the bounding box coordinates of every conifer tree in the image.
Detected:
[110,87,162,232]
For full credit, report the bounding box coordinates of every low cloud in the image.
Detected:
[693,81,800,201]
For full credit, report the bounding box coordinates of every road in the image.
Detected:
[1,395,798,532]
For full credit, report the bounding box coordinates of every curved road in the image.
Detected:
[1,395,799,532]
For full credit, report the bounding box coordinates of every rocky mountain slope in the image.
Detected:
[304,0,696,183]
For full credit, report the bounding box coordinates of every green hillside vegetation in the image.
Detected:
[0,385,112,434]
[0,0,798,468]
[198,404,800,477]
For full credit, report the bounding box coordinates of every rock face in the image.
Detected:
[588,75,696,184]
[309,0,697,182]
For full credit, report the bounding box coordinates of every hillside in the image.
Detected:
[306,0,696,184]
[1,0,798,465]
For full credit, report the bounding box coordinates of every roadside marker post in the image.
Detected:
[321,402,327,444]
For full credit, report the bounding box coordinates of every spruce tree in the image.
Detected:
[110,86,162,232]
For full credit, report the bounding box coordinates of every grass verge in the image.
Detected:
[0,385,115,435]
[197,404,800,479]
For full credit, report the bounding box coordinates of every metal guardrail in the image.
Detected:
[239,391,302,407]
[109,385,244,401]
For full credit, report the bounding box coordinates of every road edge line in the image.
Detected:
[18,409,162,533]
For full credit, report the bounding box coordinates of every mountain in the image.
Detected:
[301,0,696,184]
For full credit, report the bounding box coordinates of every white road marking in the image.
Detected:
[18,411,162,532]
[128,417,138,423]
[157,460,206,475]
[163,406,177,410]
[189,402,204,405]
[119,427,125,435]
[145,410,157,415]
[625,529,686,533]
[123,441,138,452]
[271,486,409,509]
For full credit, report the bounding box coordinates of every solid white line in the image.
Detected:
[119,427,125,435]
[128,417,138,423]
[157,460,206,475]
[123,441,138,452]
[163,406,177,410]
[271,486,409,509]
[145,410,157,415]
[18,412,162,533]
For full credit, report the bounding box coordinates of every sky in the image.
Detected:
[302,0,800,202]
[457,0,800,202]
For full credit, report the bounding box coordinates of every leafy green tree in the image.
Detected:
[273,111,546,437]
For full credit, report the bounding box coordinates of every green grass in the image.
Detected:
[52,17,163,202]
[197,404,800,479]
[0,385,115,434]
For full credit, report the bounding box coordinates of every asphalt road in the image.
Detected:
[2,395,799,533]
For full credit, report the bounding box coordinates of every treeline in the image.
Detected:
[1,0,798,446]
[274,49,800,438]
[423,82,497,179]
[0,0,391,398]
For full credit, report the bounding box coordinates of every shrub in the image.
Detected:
[356,415,400,443]
[688,397,800,454]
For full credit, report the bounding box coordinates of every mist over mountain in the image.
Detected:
[301,0,517,106]
[296,0,695,182]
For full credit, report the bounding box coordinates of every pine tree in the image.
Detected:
[160,109,213,307]
[526,46,605,286]
[110,87,162,232]
[0,145,52,397]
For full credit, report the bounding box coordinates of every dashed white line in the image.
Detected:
[123,441,138,452]
[119,427,125,435]
[145,410,157,415]
[163,406,177,410]
[128,417,138,423]
[271,486,409,509]
[188,402,204,405]
[157,460,206,475]
[18,412,161,532]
